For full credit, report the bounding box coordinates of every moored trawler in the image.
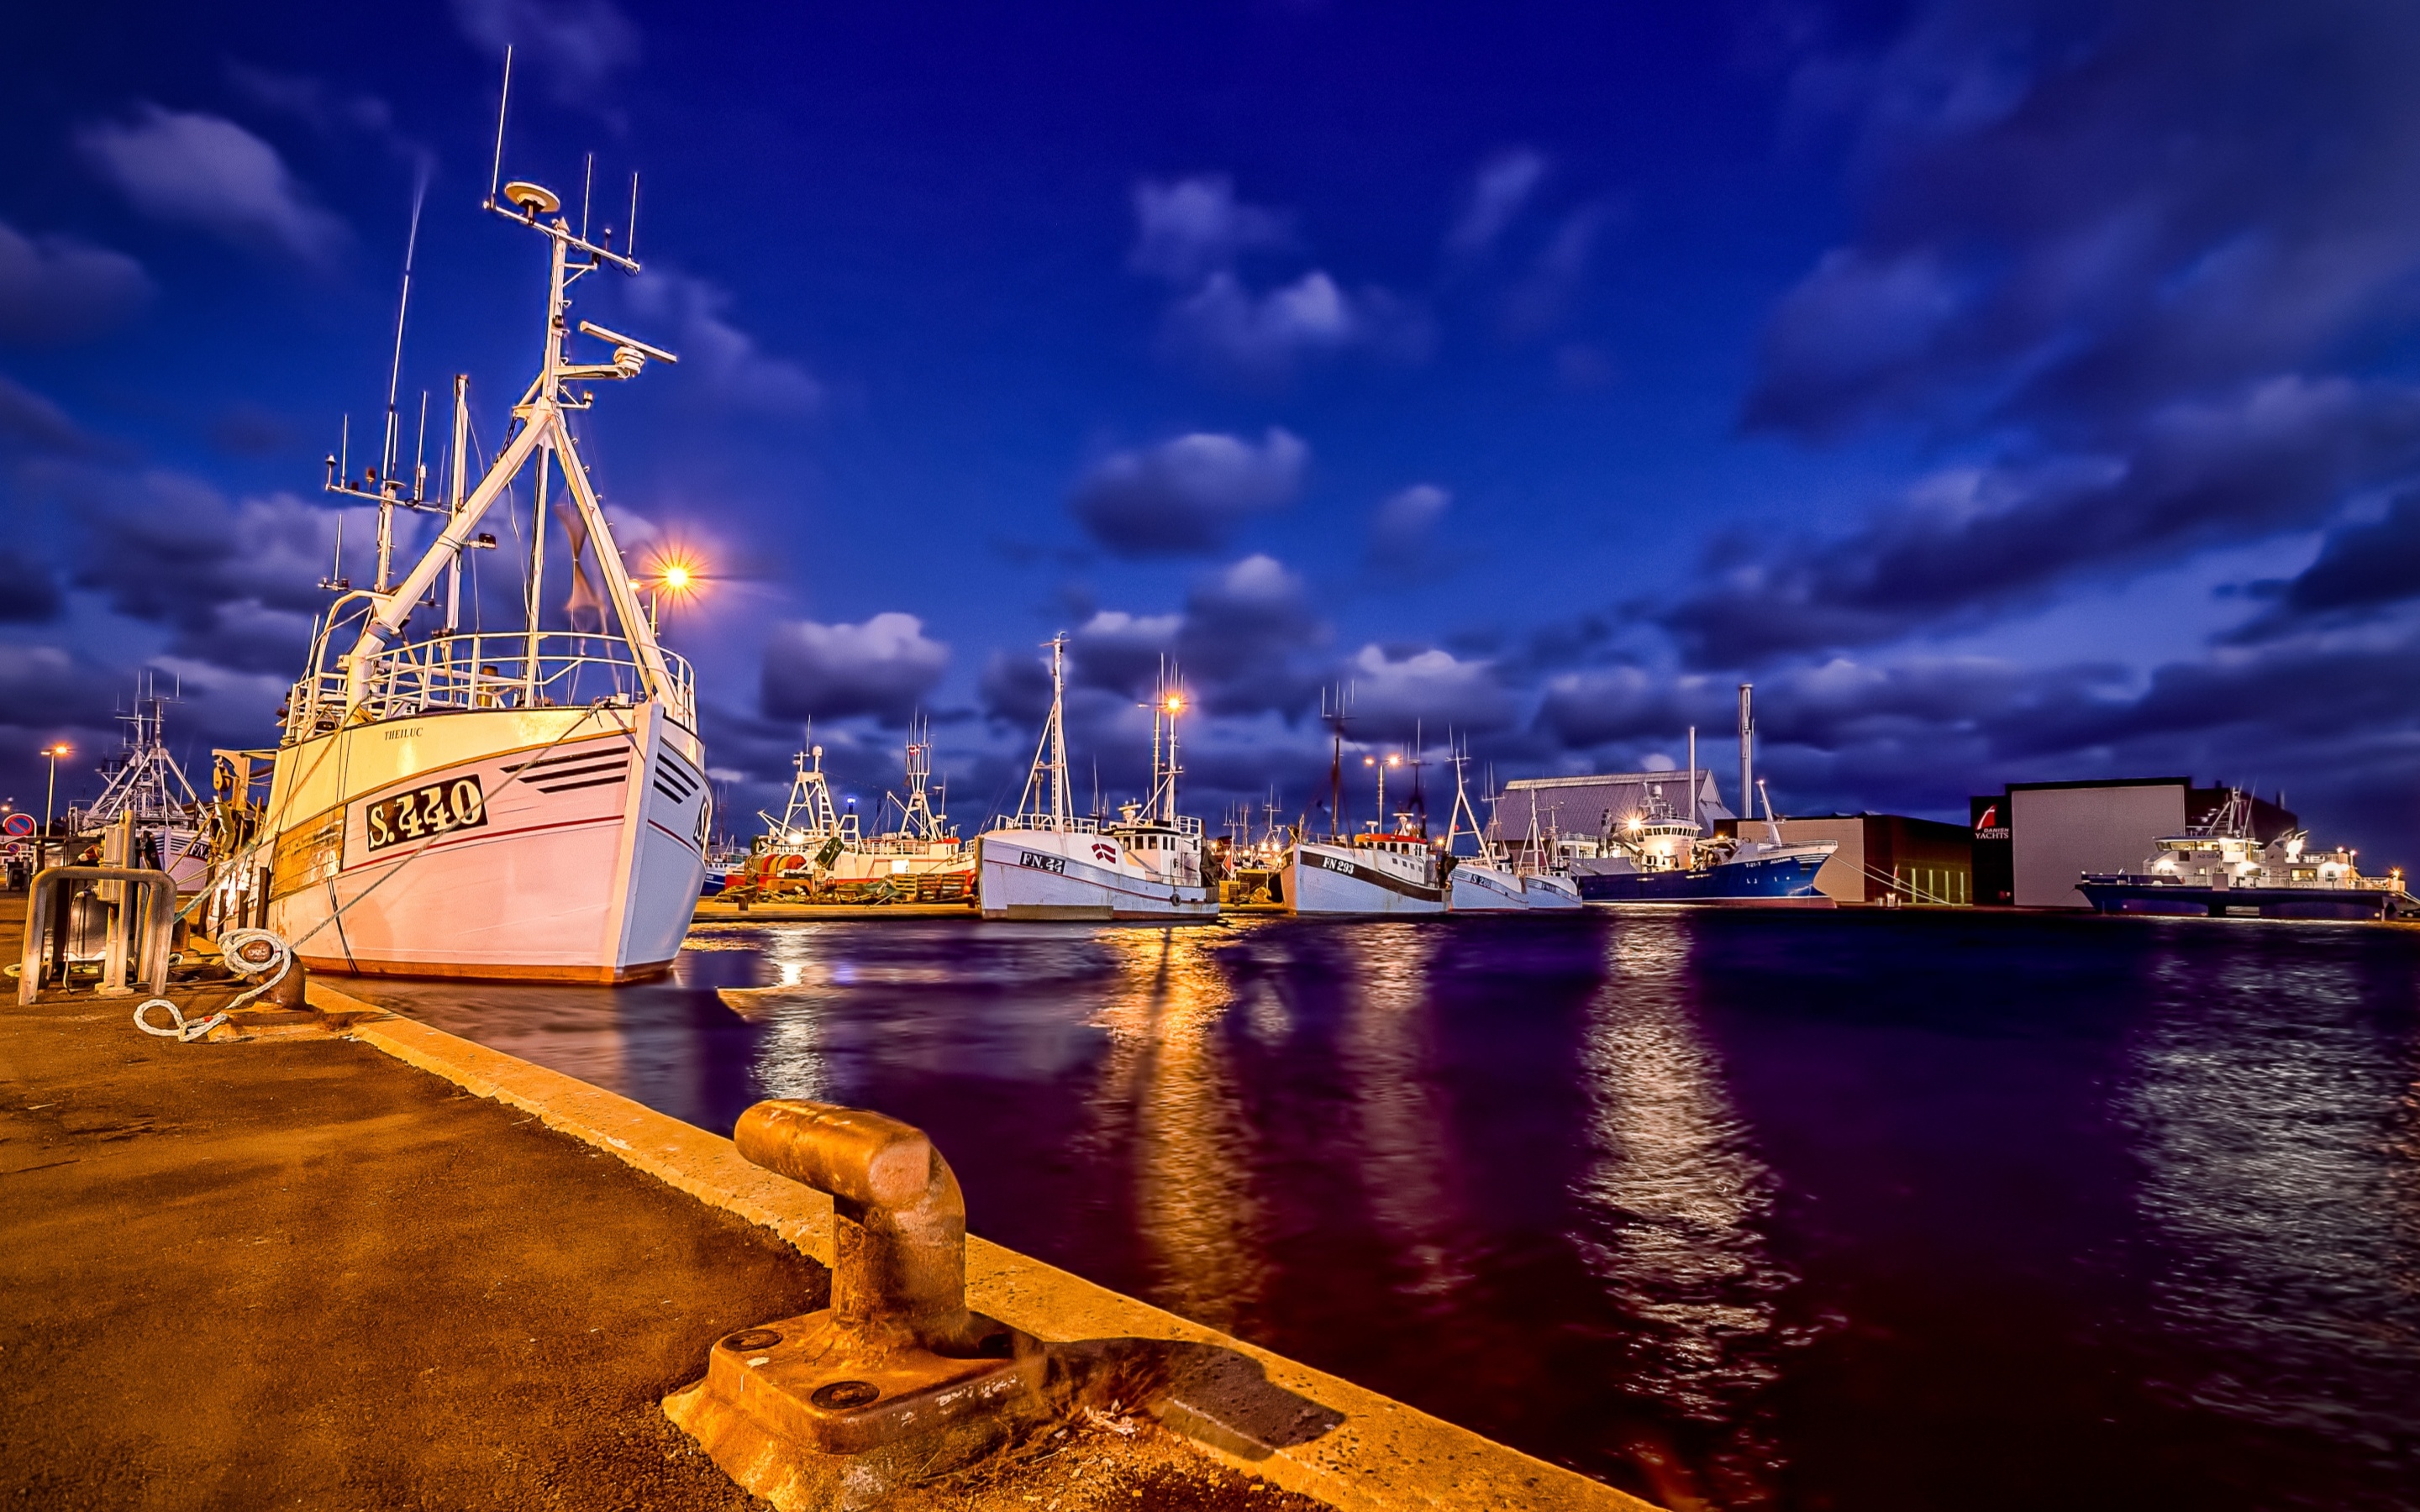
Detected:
[737,722,971,900]
[243,162,707,981]
[976,639,1217,921]
[2078,787,2417,920]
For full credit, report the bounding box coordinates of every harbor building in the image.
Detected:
[1713,813,1975,905]
[1969,779,2297,908]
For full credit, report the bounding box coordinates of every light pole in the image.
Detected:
[41,743,69,833]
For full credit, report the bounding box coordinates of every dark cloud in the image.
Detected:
[0,375,99,457]
[71,479,337,633]
[1069,428,1307,558]
[761,612,950,723]
[0,551,64,623]
[2235,491,2420,638]
[1173,554,1327,716]
[1666,377,2420,664]
[0,643,125,735]
[1749,0,2420,438]
[1068,610,1179,698]
[0,219,150,345]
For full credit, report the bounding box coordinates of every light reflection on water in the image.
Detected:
[345,911,2420,1510]
[2125,928,2420,1456]
[1087,926,1268,1333]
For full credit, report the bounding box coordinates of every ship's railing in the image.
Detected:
[988,813,1104,836]
[1112,814,1205,838]
[283,632,696,743]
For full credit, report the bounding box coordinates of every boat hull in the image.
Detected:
[1576,851,1832,904]
[1522,872,1584,909]
[976,830,1216,921]
[260,703,708,981]
[1286,843,1445,916]
[2077,877,2418,921]
[1447,862,1529,912]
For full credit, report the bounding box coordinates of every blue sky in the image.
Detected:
[7,0,2420,857]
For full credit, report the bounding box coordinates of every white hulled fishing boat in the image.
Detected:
[1440,745,1527,912]
[245,113,707,981]
[976,640,1217,921]
[1285,722,1445,916]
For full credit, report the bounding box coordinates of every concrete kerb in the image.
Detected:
[306,977,1653,1512]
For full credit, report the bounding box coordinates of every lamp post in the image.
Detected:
[41,743,69,832]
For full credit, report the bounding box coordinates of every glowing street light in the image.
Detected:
[40,743,71,834]
[646,557,702,631]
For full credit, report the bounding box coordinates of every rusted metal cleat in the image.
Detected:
[665,1100,1050,1509]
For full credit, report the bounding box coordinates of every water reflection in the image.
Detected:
[1086,926,1266,1332]
[1331,923,1469,1299]
[2125,927,2420,1464]
[1571,916,1792,1499]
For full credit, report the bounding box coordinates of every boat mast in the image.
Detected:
[334,97,681,714]
[1443,738,1488,858]
[445,375,468,632]
[1016,636,1074,830]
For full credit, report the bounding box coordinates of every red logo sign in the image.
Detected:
[1092,843,1118,863]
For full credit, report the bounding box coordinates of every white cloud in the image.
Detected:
[0,220,150,344]
[1447,147,1548,260]
[77,106,346,261]
[1344,643,1517,736]
[1163,270,1429,382]
[761,612,950,722]
[621,270,823,414]
[1071,428,1308,557]
[1129,175,1293,284]
[1370,484,1450,564]
[451,0,639,96]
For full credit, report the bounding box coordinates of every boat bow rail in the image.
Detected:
[283,630,697,741]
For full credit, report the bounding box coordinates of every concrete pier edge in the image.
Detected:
[308,977,1651,1512]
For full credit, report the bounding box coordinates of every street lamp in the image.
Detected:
[647,557,702,631]
[40,743,70,833]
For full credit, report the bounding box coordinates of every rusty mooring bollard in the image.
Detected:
[665,1100,1048,1510]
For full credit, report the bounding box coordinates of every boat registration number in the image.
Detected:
[366,776,490,853]
[1018,849,1066,875]
[1318,855,1357,875]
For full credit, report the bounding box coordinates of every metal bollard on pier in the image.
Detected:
[17,866,176,1005]
[665,1100,1050,1510]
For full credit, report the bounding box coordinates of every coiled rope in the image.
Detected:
[134,927,292,1042]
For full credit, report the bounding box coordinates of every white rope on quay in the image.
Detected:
[133,927,295,1044]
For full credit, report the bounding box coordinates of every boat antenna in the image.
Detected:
[1322,683,1350,841]
[487,47,513,207]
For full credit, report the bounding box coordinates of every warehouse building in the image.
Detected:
[1969,778,2297,908]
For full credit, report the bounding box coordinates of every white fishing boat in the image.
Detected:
[976,640,1216,921]
[1440,744,1527,912]
[1285,723,1445,916]
[245,101,707,981]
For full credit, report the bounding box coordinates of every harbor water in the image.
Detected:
[349,910,2420,1510]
